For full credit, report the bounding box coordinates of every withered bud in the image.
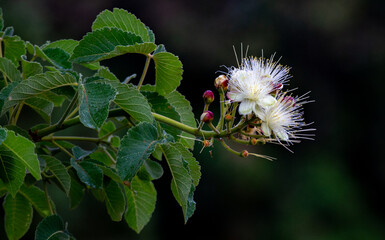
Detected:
[214,75,229,91]
[224,114,233,122]
[200,111,214,123]
[203,90,215,104]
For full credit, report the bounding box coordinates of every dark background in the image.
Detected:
[1,0,384,239]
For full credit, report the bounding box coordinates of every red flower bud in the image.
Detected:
[203,90,214,104]
[200,111,214,123]
[250,138,258,145]
[214,75,229,91]
[241,150,249,158]
[202,140,211,147]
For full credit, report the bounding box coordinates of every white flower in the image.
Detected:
[227,56,290,118]
[260,93,313,144]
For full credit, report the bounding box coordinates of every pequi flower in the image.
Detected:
[259,93,313,144]
[226,56,290,118]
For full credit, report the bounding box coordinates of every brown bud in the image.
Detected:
[224,114,233,122]
[214,75,229,91]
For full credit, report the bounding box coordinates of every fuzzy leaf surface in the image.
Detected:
[104,180,125,222]
[71,159,103,189]
[19,184,52,217]
[41,155,71,195]
[153,52,183,96]
[92,8,153,42]
[125,176,156,233]
[3,35,26,67]
[35,215,72,240]
[117,122,166,181]
[4,193,33,240]
[0,57,22,82]
[70,27,156,63]
[78,82,116,129]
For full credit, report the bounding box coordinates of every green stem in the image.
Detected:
[137,54,152,90]
[43,181,54,215]
[42,136,103,143]
[230,102,238,127]
[218,138,242,156]
[51,140,75,159]
[57,93,78,128]
[12,102,24,125]
[36,109,251,140]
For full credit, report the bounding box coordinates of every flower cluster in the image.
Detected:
[225,56,313,146]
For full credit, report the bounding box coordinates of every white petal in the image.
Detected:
[253,105,265,120]
[227,92,244,102]
[238,100,254,115]
[275,129,289,141]
[261,122,271,136]
[259,95,277,107]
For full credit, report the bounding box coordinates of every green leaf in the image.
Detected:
[166,90,197,149]
[38,91,66,107]
[153,52,183,96]
[160,143,195,222]
[3,35,26,67]
[142,91,181,140]
[24,97,54,123]
[78,82,116,129]
[19,184,52,217]
[92,8,152,42]
[97,66,119,82]
[41,155,71,195]
[153,44,166,54]
[71,159,103,189]
[35,215,72,240]
[0,128,41,181]
[125,176,156,233]
[70,27,156,63]
[72,146,94,160]
[43,48,72,69]
[117,122,166,181]
[3,71,77,113]
[113,84,154,123]
[44,39,78,54]
[3,193,33,240]
[0,57,22,82]
[173,143,201,186]
[104,180,125,221]
[0,128,6,143]
[0,81,18,113]
[21,59,43,79]
[143,159,163,180]
[89,149,115,167]
[69,175,84,209]
[98,121,115,138]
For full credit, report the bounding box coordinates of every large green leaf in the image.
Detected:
[104,180,125,222]
[70,27,156,63]
[117,122,166,181]
[3,71,77,113]
[24,97,54,123]
[71,159,103,189]
[160,143,195,222]
[43,48,72,69]
[0,57,22,82]
[0,128,41,182]
[21,59,43,79]
[41,155,71,195]
[3,35,26,67]
[153,52,183,96]
[141,85,196,149]
[92,8,153,42]
[44,39,78,54]
[19,184,52,217]
[114,84,154,123]
[69,175,84,209]
[35,215,73,240]
[125,176,156,233]
[78,82,116,129]
[3,193,33,240]
[166,90,196,149]
[173,143,201,186]
[0,130,25,197]
[142,91,181,140]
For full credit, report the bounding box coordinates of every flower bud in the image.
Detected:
[200,111,214,123]
[214,75,229,91]
[203,90,214,104]
[250,138,258,145]
[202,140,211,147]
[241,150,249,158]
[224,114,233,122]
